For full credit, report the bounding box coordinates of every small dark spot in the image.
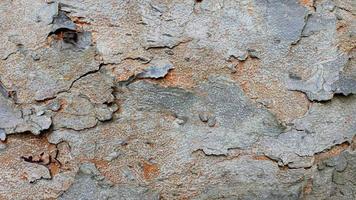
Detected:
[274,39,281,44]
[165,50,174,55]
[21,156,34,163]
[162,33,173,37]
[176,115,188,125]
[63,31,78,43]
[199,113,209,122]
[289,72,302,80]
[16,43,24,49]
[145,141,154,146]
[21,153,51,165]
[121,141,129,146]
[31,52,40,61]
[247,48,259,58]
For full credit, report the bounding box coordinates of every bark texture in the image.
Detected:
[0,0,355,199]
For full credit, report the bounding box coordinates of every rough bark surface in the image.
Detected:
[0,0,355,199]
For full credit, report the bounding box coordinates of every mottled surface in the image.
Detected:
[0,0,355,199]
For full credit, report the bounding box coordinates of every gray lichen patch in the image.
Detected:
[0,43,98,103]
[192,156,306,199]
[23,162,52,183]
[51,70,117,131]
[52,93,117,131]
[48,11,93,51]
[42,77,287,199]
[0,95,23,131]
[71,71,115,104]
[285,1,355,101]
[50,11,77,33]
[1,8,98,104]
[0,0,58,59]
[137,59,174,79]
[331,55,356,96]
[118,76,283,156]
[52,94,98,131]
[0,95,52,135]
[13,112,52,135]
[258,95,356,167]
[305,150,356,199]
[287,53,351,101]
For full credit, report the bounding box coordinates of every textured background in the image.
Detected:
[0,0,355,199]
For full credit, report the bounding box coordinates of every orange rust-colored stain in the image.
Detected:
[85,159,109,170]
[299,0,314,7]
[20,172,28,181]
[0,195,9,200]
[252,155,272,161]
[302,178,313,199]
[239,80,250,94]
[142,161,159,180]
[235,58,260,79]
[48,162,60,176]
[233,58,260,94]
[49,31,65,41]
[278,165,290,171]
[115,70,136,82]
[48,144,58,156]
[336,21,356,53]
[314,142,350,162]
[179,197,191,200]
[336,22,347,32]
[158,67,195,89]
[57,98,67,111]
[1,135,49,166]
[71,16,91,26]
[109,60,145,82]
[232,59,310,123]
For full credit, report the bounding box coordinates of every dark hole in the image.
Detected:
[63,31,78,43]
